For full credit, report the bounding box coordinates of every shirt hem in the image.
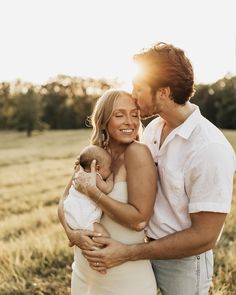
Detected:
[189,202,231,213]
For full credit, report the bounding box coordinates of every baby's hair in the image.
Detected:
[79,145,110,171]
[80,158,93,170]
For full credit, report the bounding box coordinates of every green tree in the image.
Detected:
[192,76,236,129]
[0,75,118,131]
[214,77,236,128]
[0,82,15,129]
[13,88,45,137]
[41,75,113,129]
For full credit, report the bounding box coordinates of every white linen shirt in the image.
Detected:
[141,105,236,239]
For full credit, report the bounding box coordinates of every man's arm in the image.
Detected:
[129,211,226,260]
[82,211,226,270]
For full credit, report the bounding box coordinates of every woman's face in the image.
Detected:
[107,94,140,145]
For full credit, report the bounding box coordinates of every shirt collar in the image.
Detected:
[176,105,202,140]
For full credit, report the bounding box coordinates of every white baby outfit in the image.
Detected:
[64,186,102,230]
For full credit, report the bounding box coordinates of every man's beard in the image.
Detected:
[140,93,160,120]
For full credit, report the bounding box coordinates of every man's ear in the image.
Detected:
[96,164,100,171]
[160,87,171,99]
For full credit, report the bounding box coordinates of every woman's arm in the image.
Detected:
[58,174,101,250]
[85,142,157,231]
[58,175,73,235]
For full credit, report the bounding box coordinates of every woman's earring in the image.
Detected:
[101,129,109,148]
[101,129,106,142]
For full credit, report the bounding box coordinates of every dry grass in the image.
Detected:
[0,129,235,294]
[0,130,90,295]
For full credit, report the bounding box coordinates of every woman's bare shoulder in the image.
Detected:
[124,141,152,161]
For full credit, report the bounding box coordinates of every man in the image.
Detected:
[74,43,236,294]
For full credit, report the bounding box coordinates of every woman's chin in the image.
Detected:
[122,138,136,144]
[110,134,137,146]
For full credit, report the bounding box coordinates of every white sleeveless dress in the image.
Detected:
[71,181,157,295]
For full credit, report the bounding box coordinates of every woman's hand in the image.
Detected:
[74,156,80,170]
[67,228,103,250]
[73,160,97,195]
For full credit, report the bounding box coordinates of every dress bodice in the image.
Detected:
[72,182,157,295]
[101,181,146,244]
[108,181,128,202]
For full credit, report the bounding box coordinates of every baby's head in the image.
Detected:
[79,145,112,180]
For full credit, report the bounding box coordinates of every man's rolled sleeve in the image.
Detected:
[186,143,235,214]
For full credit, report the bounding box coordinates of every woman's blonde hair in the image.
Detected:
[89,89,137,148]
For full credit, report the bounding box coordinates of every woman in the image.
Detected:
[58,89,157,295]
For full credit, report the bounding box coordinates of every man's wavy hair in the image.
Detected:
[133,42,195,104]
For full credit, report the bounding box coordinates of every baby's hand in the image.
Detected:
[96,173,108,193]
[96,173,114,194]
[104,173,114,193]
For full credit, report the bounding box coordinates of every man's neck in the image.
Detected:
[161,101,196,129]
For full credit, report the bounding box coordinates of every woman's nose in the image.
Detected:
[124,115,132,125]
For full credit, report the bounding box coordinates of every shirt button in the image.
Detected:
[154,140,157,144]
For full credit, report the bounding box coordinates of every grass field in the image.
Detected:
[0,129,235,295]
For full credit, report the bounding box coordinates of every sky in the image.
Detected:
[0,0,235,90]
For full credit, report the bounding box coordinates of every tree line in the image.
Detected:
[0,75,116,136]
[191,75,236,129]
[0,74,235,136]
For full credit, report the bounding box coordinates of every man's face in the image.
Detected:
[132,79,159,119]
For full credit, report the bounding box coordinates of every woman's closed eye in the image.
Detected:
[114,113,124,117]
[131,112,139,117]
[113,110,139,118]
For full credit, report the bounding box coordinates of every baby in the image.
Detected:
[63,145,113,236]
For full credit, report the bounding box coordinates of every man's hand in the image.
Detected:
[82,237,129,271]
[73,160,97,195]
